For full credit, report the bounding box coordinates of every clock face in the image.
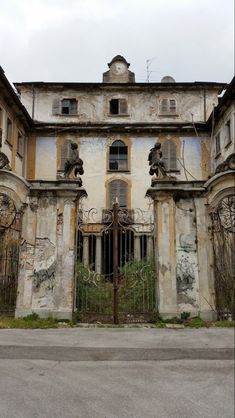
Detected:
[114,62,126,74]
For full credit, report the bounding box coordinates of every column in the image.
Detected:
[147,235,153,258]
[154,193,178,318]
[134,235,141,261]
[95,235,102,274]
[83,235,89,267]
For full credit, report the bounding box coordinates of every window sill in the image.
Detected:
[107,170,130,173]
[225,141,232,149]
[53,113,78,117]
[158,113,179,117]
[107,114,130,117]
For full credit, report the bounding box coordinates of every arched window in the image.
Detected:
[162,140,177,171]
[109,180,128,208]
[109,140,128,171]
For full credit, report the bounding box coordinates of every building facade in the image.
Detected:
[0,57,234,321]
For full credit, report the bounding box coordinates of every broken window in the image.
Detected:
[61,99,77,115]
[109,99,128,115]
[109,140,128,171]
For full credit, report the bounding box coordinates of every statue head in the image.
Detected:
[71,142,78,150]
[154,142,161,150]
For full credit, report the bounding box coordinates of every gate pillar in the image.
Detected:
[15,180,87,320]
[154,192,178,318]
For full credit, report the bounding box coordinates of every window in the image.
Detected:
[109,98,128,115]
[225,120,232,146]
[160,99,177,115]
[109,180,127,208]
[52,98,77,115]
[162,140,177,171]
[215,133,221,156]
[17,132,24,158]
[6,118,12,145]
[109,140,128,171]
[61,99,77,115]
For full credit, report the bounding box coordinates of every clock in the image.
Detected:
[113,62,126,74]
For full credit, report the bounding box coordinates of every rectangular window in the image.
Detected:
[109,99,128,115]
[61,99,77,115]
[160,99,177,115]
[17,132,24,158]
[215,133,221,156]
[6,118,12,146]
[225,120,231,146]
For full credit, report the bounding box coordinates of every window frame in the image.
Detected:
[225,119,232,148]
[6,117,13,147]
[108,179,128,209]
[108,98,128,116]
[108,140,128,172]
[17,131,24,158]
[159,98,177,116]
[61,98,78,115]
[215,132,221,157]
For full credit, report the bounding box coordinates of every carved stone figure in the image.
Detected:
[64,142,84,183]
[148,142,167,178]
[0,151,11,170]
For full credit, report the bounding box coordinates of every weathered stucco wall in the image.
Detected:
[18,86,219,124]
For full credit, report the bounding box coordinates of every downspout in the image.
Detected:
[203,89,207,122]
[32,84,35,120]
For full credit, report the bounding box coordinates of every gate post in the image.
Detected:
[113,201,119,324]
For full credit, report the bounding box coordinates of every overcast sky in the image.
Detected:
[0,0,234,84]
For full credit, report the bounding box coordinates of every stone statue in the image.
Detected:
[64,142,84,181]
[0,151,11,170]
[148,142,167,178]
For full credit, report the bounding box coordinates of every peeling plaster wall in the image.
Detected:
[175,198,199,313]
[35,137,57,180]
[18,86,219,124]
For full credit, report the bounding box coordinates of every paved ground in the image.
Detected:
[0,328,234,418]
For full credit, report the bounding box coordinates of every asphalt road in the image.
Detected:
[0,328,234,418]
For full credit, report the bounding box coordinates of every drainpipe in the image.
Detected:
[203,89,207,122]
[32,84,35,120]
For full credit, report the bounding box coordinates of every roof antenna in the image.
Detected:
[146,57,157,82]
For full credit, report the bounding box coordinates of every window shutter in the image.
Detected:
[119,99,127,114]
[109,180,127,208]
[161,99,168,113]
[70,100,78,115]
[52,98,61,115]
[169,99,176,113]
[162,140,177,171]
[60,140,71,170]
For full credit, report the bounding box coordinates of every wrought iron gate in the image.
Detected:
[211,194,235,319]
[76,202,156,323]
[0,193,21,315]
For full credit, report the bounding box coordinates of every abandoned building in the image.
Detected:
[0,56,234,322]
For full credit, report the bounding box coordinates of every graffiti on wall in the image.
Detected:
[33,261,56,291]
[176,253,197,306]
